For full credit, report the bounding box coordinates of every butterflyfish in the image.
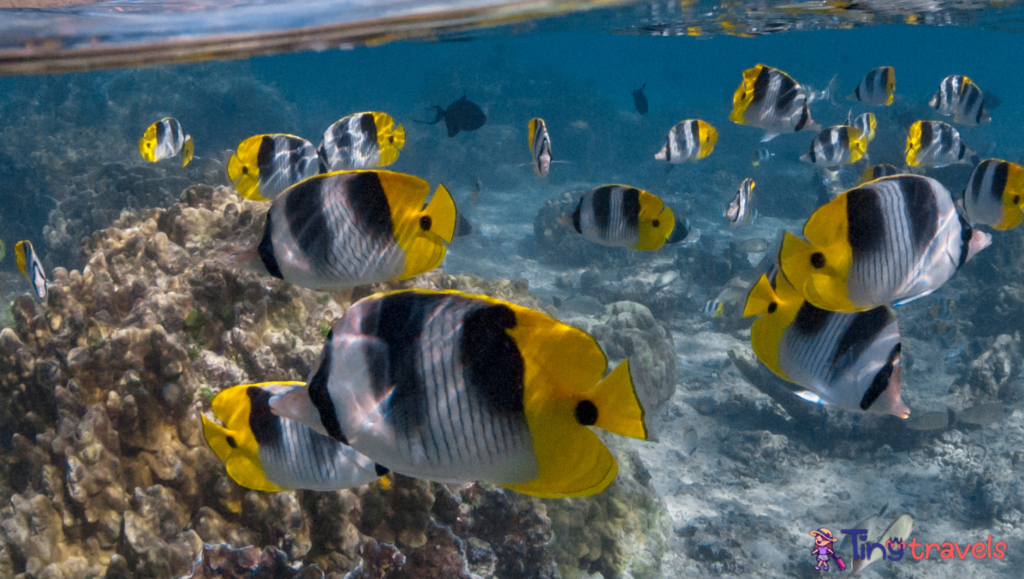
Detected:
[138,117,193,166]
[227,134,319,201]
[569,185,688,251]
[318,112,406,172]
[743,270,909,417]
[420,95,486,138]
[202,382,386,492]
[800,125,869,168]
[850,112,877,142]
[859,164,899,184]
[266,289,649,498]
[905,120,971,168]
[654,119,718,165]
[929,75,991,126]
[14,240,48,301]
[961,159,1024,230]
[725,178,755,227]
[528,118,553,177]
[633,83,649,115]
[778,175,991,312]
[850,66,895,106]
[240,170,457,290]
[730,64,820,142]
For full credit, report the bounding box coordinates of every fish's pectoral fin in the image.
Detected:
[268,386,330,438]
[415,106,445,125]
[760,132,780,143]
[201,413,236,465]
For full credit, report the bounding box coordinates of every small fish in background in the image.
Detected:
[800,125,869,168]
[905,410,949,431]
[202,382,386,491]
[849,66,896,106]
[318,111,405,172]
[226,170,458,290]
[567,185,688,251]
[929,75,991,126]
[751,147,775,166]
[267,289,649,498]
[905,120,972,168]
[654,119,718,167]
[961,159,1024,230]
[138,117,193,166]
[14,240,48,300]
[471,176,483,204]
[848,111,877,142]
[725,178,755,227]
[0,239,5,262]
[419,94,486,137]
[702,277,752,319]
[743,270,910,417]
[859,163,899,184]
[633,83,649,114]
[729,64,820,142]
[957,402,1006,427]
[528,118,553,177]
[779,175,992,313]
[227,134,319,201]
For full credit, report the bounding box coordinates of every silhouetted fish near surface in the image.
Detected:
[420,94,486,137]
[633,83,648,115]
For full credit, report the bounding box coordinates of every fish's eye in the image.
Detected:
[420,215,432,231]
[767,302,778,314]
[811,252,826,269]
[226,436,237,448]
[574,400,598,425]
[652,219,660,228]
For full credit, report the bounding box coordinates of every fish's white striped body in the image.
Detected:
[654,119,717,164]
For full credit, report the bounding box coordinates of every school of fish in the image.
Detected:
[8,64,1018,500]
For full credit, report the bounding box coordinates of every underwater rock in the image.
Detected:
[962,333,1022,403]
[181,543,323,579]
[566,301,678,413]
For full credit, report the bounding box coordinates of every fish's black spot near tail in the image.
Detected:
[811,252,826,268]
[226,436,237,448]
[375,464,390,476]
[767,302,778,314]
[652,219,660,228]
[420,215,432,231]
[575,400,598,426]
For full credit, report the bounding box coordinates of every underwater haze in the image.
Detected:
[2,1,1024,578]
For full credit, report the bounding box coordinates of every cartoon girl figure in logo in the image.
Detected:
[810,528,839,571]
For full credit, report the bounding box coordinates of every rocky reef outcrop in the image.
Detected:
[0,183,669,578]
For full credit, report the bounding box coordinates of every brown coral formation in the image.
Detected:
[0,183,668,578]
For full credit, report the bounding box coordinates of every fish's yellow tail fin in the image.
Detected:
[743,273,779,318]
[779,231,858,312]
[397,232,447,279]
[391,123,406,150]
[699,121,718,158]
[636,199,674,251]
[905,122,923,166]
[377,123,406,167]
[590,360,647,440]
[885,67,896,106]
[14,240,29,279]
[528,118,539,152]
[228,136,270,201]
[997,162,1024,230]
[730,65,762,124]
[182,137,194,167]
[423,184,457,243]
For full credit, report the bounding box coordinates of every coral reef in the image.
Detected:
[0,183,668,578]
